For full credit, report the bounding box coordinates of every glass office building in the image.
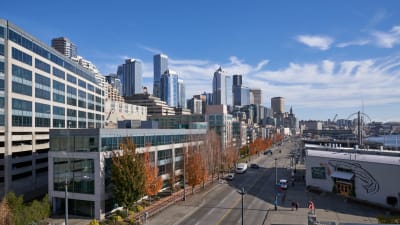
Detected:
[0,19,104,199]
[160,70,178,107]
[153,54,168,98]
[49,128,206,219]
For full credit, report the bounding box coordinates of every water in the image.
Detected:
[366,134,400,147]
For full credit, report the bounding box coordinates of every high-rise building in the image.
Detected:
[232,74,250,106]
[51,37,77,58]
[117,59,142,97]
[250,88,262,105]
[271,96,285,115]
[160,69,178,107]
[212,67,226,105]
[177,78,186,108]
[153,54,168,98]
[0,19,104,199]
[226,76,233,106]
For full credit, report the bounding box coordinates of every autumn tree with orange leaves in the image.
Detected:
[143,148,162,202]
[185,145,208,193]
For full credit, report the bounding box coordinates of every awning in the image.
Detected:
[331,171,354,180]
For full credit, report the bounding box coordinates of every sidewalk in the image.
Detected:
[146,180,222,225]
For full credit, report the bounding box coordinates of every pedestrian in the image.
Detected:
[291,201,295,210]
[295,202,299,211]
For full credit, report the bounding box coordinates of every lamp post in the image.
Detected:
[274,158,278,211]
[237,187,246,225]
[65,178,69,225]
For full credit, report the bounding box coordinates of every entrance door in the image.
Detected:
[335,181,352,196]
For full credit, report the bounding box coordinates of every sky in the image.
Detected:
[2,0,400,122]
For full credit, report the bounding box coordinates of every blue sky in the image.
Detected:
[2,0,400,121]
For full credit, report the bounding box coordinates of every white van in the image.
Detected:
[236,163,248,174]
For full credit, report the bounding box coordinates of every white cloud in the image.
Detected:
[295,35,334,50]
[371,25,400,48]
[336,40,370,48]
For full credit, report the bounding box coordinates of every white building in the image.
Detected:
[0,19,104,199]
[305,144,400,210]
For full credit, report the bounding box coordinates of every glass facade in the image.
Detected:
[53,158,95,194]
[35,58,50,73]
[50,135,99,152]
[12,47,32,66]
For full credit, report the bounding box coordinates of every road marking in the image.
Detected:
[214,196,241,225]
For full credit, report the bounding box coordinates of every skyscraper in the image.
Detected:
[117,59,142,97]
[271,96,285,114]
[250,88,262,105]
[226,76,233,107]
[177,78,186,108]
[160,69,178,107]
[232,74,250,106]
[212,67,227,105]
[153,54,168,98]
[51,37,77,58]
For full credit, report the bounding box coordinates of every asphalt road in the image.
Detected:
[178,139,299,225]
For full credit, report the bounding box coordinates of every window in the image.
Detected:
[0,27,4,38]
[87,84,94,92]
[53,67,65,80]
[35,59,50,73]
[13,82,32,96]
[53,106,65,116]
[67,74,76,84]
[78,90,86,108]
[53,80,65,91]
[12,98,32,127]
[12,47,32,66]
[0,44,4,56]
[12,64,32,81]
[78,79,86,88]
[35,73,51,100]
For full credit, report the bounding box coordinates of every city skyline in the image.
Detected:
[2,1,400,121]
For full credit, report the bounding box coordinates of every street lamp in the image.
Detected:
[237,187,246,225]
[274,158,278,211]
[65,178,68,225]
[183,150,186,201]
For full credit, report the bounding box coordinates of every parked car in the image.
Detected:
[226,173,235,181]
[280,179,288,190]
[250,163,259,169]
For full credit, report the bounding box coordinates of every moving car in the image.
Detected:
[235,163,248,174]
[280,179,288,190]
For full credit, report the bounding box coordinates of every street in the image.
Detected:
[148,137,384,225]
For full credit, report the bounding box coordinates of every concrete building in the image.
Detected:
[160,69,178,107]
[305,144,400,210]
[0,19,104,199]
[271,96,285,115]
[48,128,207,220]
[117,59,142,97]
[250,89,262,105]
[153,54,168,98]
[51,37,77,58]
[187,97,202,115]
[206,105,232,149]
[125,93,175,117]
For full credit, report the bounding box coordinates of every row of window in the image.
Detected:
[12,115,101,128]
[8,28,97,84]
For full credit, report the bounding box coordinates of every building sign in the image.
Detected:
[311,167,326,179]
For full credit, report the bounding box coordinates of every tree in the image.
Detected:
[224,144,239,171]
[203,130,221,180]
[111,138,145,212]
[186,146,207,193]
[143,148,162,200]
[0,196,12,225]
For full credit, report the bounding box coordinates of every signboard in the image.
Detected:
[311,167,326,179]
